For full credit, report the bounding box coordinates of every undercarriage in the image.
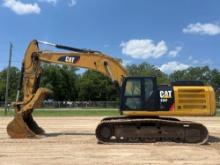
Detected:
[96,116,208,144]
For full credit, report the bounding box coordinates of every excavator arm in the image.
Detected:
[7,40,127,138]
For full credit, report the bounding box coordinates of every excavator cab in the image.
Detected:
[119,76,216,117]
[120,77,160,112]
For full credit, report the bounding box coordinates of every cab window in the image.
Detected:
[144,79,153,100]
[124,79,141,109]
[124,80,141,96]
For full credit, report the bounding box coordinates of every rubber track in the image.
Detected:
[96,118,208,144]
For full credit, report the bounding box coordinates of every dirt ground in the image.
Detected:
[0,117,220,165]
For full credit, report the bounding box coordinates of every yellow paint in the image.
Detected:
[123,86,216,117]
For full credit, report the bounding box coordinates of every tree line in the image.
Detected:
[0,63,220,102]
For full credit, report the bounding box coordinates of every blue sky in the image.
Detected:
[0,0,220,74]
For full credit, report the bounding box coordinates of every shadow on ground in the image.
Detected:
[44,132,95,137]
[207,135,220,143]
[44,133,220,145]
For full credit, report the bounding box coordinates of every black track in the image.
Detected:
[96,117,208,144]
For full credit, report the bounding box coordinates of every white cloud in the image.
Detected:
[2,0,41,15]
[183,22,220,36]
[38,0,77,7]
[187,55,213,66]
[38,0,58,5]
[120,39,168,59]
[159,61,189,74]
[68,0,77,7]
[168,46,182,57]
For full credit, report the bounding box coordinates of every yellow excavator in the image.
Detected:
[7,40,216,144]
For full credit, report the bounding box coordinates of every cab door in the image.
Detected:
[120,77,159,112]
[143,77,160,110]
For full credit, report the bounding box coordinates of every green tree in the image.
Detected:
[0,67,21,102]
[170,66,220,99]
[170,66,212,82]
[126,62,169,84]
[208,69,220,100]
[77,70,119,101]
[40,64,78,101]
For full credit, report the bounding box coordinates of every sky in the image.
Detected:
[0,0,220,74]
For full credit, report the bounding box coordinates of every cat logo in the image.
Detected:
[160,90,172,99]
[58,56,80,63]
[65,56,76,63]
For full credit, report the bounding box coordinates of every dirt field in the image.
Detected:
[0,117,220,165]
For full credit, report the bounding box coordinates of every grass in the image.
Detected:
[33,109,119,117]
[0,108,120,117]
[216,110,220,116]
[0,108,220,117]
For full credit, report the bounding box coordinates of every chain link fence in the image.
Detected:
[0,101,120,109]
[1,101,219,109]
[42,100,119,109]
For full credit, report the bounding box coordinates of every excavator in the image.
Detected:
[7,40,216,144]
